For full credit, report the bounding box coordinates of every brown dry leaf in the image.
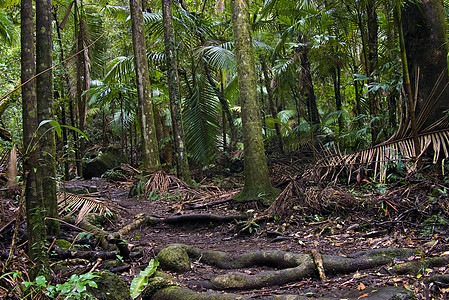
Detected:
[358,293,369,299]
[357,282,366,291]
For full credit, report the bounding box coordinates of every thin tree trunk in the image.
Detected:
[261,57,283,153]
[21,0,48,277]
[162,0,191,183]
[231,0,279,206]
[333,66,343,133]
[130,0,161,171]
[366,0,380,144]
[36,0,59,236]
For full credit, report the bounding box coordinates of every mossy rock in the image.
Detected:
[55,239,73,250]
[156,245,191,273]
[87,270,131,300]
[82,149,123,179]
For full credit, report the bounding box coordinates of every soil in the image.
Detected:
[59,175,449,299]
[2,162,449,299]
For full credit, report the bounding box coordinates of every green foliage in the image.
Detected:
[21,273,99,299]
[130,258,159,299]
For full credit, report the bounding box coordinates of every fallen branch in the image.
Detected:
[392,255,449,275]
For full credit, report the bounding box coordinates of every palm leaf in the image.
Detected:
[0,9,17,46]
[315,129,449,183]
[57,191,124,224]
[183,74,220,166]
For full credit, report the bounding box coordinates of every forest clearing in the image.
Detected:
[1,0,449,299]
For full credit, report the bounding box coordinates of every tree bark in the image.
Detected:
[36,0,59,236]
[21,0,48,277]
[366,0,380,144]
[230,0,279,206]
[403,0,449,129]
[162,0,192,184]
[130,0,161,171]
[261,57,283,153]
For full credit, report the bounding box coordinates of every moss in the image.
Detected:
[156,245,191,273]
[210,273,249,289]
[88,271,130,300]
[234,185,280,206]
[55,239,73,250]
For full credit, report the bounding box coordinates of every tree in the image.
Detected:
[230,0,279,205]
[162,0,192,183]
[130,0,161,171]
[36,0,59,236]
[403,0,449,130]
[21,0,48,276]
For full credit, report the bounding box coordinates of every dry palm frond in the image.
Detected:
[315,128,449,183]
[57,191,123,224]
[144,170,190,195]
[7,144,17,189]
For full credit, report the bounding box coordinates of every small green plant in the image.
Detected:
[21,272,99,299]
[239,219,260,234]
[130,259,159,299]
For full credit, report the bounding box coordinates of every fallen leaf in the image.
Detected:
[357,282,366,290]
[358,293,369,299]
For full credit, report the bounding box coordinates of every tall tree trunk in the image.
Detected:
[403,0,449,129]
[162,0,191,183]
[297,41,320,128]
[366,0,380,144]
[261,57,283,153]
[21,0,48,277]
[36,0,59,236]
[74,2,83,177]
[130,0,161,171]
[231,0,279,206]
[333,66,343,133]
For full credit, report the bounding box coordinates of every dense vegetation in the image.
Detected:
[1,0,449,298]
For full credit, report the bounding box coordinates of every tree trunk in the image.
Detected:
[130,0,161,171]
[162,0,192,184]
[403,0,449,129]
[230,0,279,206]
[333,66,343,133]
[298,44,320,128]
[261,57,283,153]
[366,0,380,144]
[36,0,59,236]
[22,0,48,277]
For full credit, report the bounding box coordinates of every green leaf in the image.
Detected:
[130,259,159,299]
[35,275,47,287]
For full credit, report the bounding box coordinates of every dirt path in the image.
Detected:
[63,178,448,299]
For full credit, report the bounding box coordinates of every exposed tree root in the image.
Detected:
[392,255,449,275]
[150,285,250,300]
[156,244,415,290]
[51,245,118,260]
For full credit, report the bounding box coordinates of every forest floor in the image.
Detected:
[2,156,449,299]
[63,168,449,299]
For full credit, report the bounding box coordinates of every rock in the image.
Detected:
[82,149,123,179]
[88,270,131,300]
[156,245,191,273]
[64,186,89,195]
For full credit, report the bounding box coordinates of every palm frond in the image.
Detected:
[101,5,129,22]
[315,129,449,183]
[197,45,236,74]
[57,191,123,225]
[104,56,135,83]
[183,74,220,165]
[0,9,17,46]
